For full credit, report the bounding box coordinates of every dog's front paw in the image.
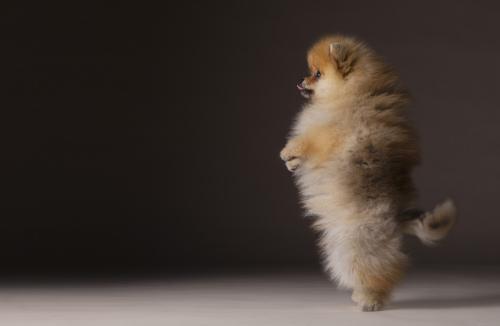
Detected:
[280,139,305,161]
[280,143,304,172]
[285,158,302,172]
[280,146,295,162]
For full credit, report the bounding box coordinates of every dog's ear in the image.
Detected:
[329,43,354,77]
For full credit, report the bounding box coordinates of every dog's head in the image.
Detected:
[297,35,367,100]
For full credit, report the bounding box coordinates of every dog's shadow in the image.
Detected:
[390,293,500,310]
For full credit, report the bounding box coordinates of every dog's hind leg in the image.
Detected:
[349,222,407,311]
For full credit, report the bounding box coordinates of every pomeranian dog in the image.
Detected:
[280,35,456,311]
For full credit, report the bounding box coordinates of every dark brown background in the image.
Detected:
[1,1,499,277]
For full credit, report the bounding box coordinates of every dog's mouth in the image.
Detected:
[300,89,313,98]
[297,84,313,98]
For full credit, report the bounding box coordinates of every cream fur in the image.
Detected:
[280,35,456,311]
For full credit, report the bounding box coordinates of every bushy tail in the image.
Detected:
[401,199,457,246]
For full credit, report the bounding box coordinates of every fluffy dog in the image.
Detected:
[280,35,456,311]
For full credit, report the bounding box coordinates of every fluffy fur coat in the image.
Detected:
[280,35,456,311]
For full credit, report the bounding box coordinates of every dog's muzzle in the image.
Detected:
[297,78,313,98]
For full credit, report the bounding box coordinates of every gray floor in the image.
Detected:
[1,269,500,325]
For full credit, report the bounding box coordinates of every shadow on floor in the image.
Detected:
[391,293,500,310]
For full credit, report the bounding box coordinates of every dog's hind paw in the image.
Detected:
[359,301,384,312]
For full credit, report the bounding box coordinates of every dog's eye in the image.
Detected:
[315,71,321,78]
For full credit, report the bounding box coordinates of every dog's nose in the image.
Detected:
[297,78,305,90]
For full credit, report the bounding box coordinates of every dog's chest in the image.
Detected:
[293,106,335,135]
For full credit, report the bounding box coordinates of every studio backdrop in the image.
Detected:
[2,1,500,277]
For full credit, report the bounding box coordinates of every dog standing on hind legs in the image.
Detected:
[280,35,456,311]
